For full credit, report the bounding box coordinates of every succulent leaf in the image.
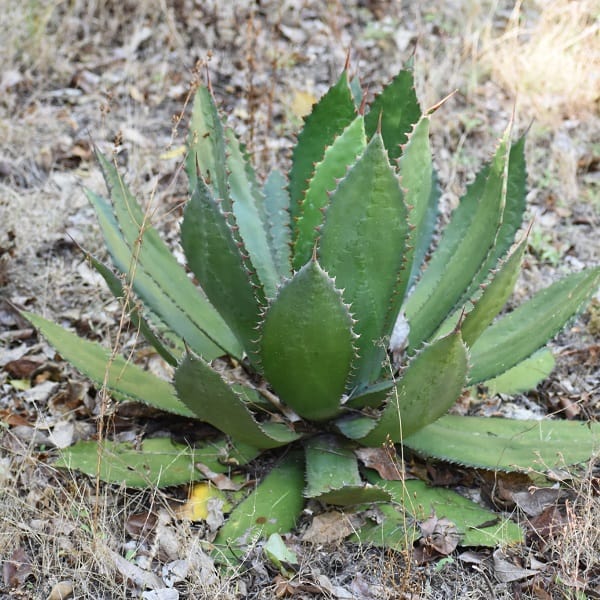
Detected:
[408,170,440,288]
[460,134,528,303]
[319,133,409,386]
[364,68,421,161]
[337,330,468,443]
[461,235,528,346]
[469,266,600,383]
[293,115,367,269]
[88,164,240,360]
[288,70,356,220]
[175,353,301,449]
[88,253,179,366]
[405,128,511,350]
[263,169,292,279]
[212,452,305,565]
[260,261,355,421]
[404,415,600,472]
[360,475,523,547]
[181,175,263,360]
[482,347,555,395]
[304,435,391,505]
[225,128,280,297]
[55,437,258,488]
[186,85,229,203]
[23,312,193,417]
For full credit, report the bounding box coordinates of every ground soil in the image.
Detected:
[1,1,599,598]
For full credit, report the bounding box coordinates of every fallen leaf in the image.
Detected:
[194,462,242,491]
[291,90,317,118]
[527,505,567,543]
[493,549,539,583]
[3,547,34,588]
[511,487,562,517]
[125,511,158,539]
[414,516,459,562]
[355,446,404,480]
[302,512,357,544]
[47,580,74,600]
[176,483,227,521]
[3,358,41,379]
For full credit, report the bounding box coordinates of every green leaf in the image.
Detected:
[405,129,511,350]
[404,415,600,472]
[260,261,355,421]
[181,176,263,359]
[398,115,433,285]
[469,266,600,383]
[482,348,555,395]
[293,115,367,269]
[55,437,258,488]
[337,330,468,444]
[361,475,523,547]
[88,254,179,366]
[225,128,280,297]
[212,452,305,565]
[319,134,409,386]
[187,85,229,203]
[175,353,301,449]
[349,503,419,551]
[23,312,193,417]
[304,435,391,505]
[263,533,298,574]
[461,135,528,303]
[86,187,239,361]
[409,171,440,288]
[263,169,292,279]
[364,68,421,161]
[461,236,528,346]
[288,70,356,220]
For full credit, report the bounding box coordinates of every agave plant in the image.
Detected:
[25,65,600,562]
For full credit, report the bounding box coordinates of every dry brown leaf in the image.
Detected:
[194,462,242,491]
[47,580,74,600]
[3,547,34,588]
[493,549,540,583]
[125,511,158,539]
[511,487,562,517]
[415,516,460,561]
[354,446,404,480]
[302,512,357,544]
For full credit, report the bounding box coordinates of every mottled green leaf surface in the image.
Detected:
[260,261,355,421]
[404,415,600,471]
[23,312,192,417]
[55,437,258,488]
[319,134,409,386]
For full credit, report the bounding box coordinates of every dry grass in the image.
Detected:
[1,1,599,598]
[476,0,599,126]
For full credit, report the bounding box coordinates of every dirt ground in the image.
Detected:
[1,1,599,598]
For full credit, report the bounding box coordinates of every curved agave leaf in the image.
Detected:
[186,85,229,203]
[88,253,179,366]
[405,129,511,350]
[293,115,367,269]
[86,184,240,361]
[55,437,259,488]
[469,266,600,383]
[212,452,305,565]
[461,235,528,346]
[304,435,391,505]
[357,474,523,547]
[175,353,300,449]
[260,261,355,421]
[364,68,421,161]
[288,70,356,220]
[319,133,409,387]
[482,348,555,395]
[404,415,600,472]
[181,175,263,361]
[23,312,193,416]
[225,128,280,297]
[337,330,468,444]
[263,169,292,279]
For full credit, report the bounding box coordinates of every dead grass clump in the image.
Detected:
[477,0,600,125]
